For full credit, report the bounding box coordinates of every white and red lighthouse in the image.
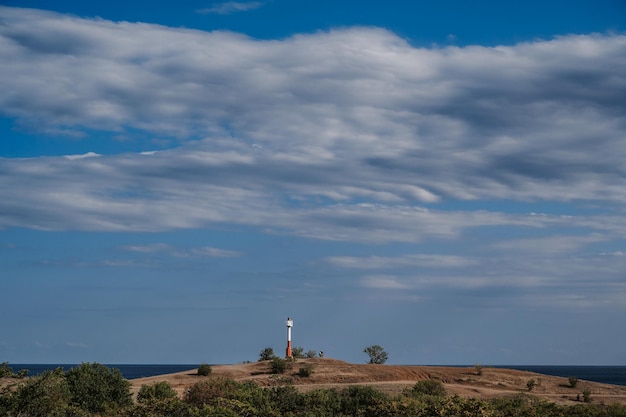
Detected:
[285,317,293,358]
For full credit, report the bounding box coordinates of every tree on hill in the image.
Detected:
[363,345,388,364]
[64,362,132,413]
[258,347,277,361]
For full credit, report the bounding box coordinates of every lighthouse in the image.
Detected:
[285,317,293,358]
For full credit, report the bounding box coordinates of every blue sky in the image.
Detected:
[1,0,625,365]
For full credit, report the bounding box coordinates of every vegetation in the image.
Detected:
[197,363,212,376]
[2,362,626,417]
[137,381,177,404]
[65,362,132,413]
[270,357,292,374]
[258,347,277,361]
[297,364,314,377]
[291,346,304,358]
[527,378,537,391]
[569,376,579,388]
[405,379,446,397]
[0,362,27,378]
[363,344,389,364]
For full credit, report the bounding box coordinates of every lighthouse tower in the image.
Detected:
[285,317,293,358]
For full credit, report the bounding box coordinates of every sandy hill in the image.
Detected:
[130,358,626,406]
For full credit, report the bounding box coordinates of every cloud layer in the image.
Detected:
[1,7,625,235]
[0,8,625,291]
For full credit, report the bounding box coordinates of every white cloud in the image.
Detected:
[188,246,242,258]
[360,275,410,289]
[0,7,625,256]
[327,254,479,269]
[63,152,100,160]
[197,1,264,15]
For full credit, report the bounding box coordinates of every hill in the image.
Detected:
[130,358,626,406]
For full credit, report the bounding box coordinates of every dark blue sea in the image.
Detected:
[9,364,198,380]
[8,364,626,386]
[498,366,626,387]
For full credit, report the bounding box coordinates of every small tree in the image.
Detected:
[65,362,132,413]
[297,364,314,377]
[270,357,292,374]
[583,388,592,403]
[0,362,14,378]
[259,347,277,361]
[474,364,483,376]
[526,379,536,391]
[305,350,317,358]
[137,381,177,404]
[568,376,578,388]
[405,380,446,397]
[14,368,70,416]
[197,364,212,376]
[363,345,388,364]
[291,346,304,358]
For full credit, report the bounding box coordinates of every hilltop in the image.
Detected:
[130,358,626,406]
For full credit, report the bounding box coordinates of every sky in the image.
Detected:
[1,0,625,366]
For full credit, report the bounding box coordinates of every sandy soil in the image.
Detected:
[129,358,626,406]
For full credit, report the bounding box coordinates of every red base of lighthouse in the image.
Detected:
[286,341,292,358]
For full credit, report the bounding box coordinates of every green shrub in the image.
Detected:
[583,388,592,403]
[405,379,446,397]
[197,363,212,376]
[270,357,291,374]
[0,362,14,378]
[305,349,317,358]
[300,388,343,415]
[259,347,277,361]
[527,378,536,391]
[474,364,483,375]
[184,377,242,406]
[297,364,313,377]
[14,368,71,417]
[363,345,388,364]
[569,376,579,388]
[340,385,389,415]
[137,381,178,404]
[65,362,132,413]
[291,346,305,358]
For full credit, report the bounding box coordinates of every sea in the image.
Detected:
[7,364,626,386]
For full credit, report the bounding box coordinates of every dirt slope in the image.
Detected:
[130,358,626,406]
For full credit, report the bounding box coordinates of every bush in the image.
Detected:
[0,362,26,379]
[297,364,313,377]
[291,346,304,358]
[406,379,446,397]
[197,363,212,376]
[569,376,579,388]
[583,388,592,403]
[258,347,277,361]
[137,381,177,404]
[527,378,536,391]
[474,364,483,375]
[14,368,71,417]
[305,349,317,358]
[64,362,132,413]
[270,357,291,374]
[340,385,389,415]
[0,362,14,378]
[363,345,388,364]
[184,377,242,406]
